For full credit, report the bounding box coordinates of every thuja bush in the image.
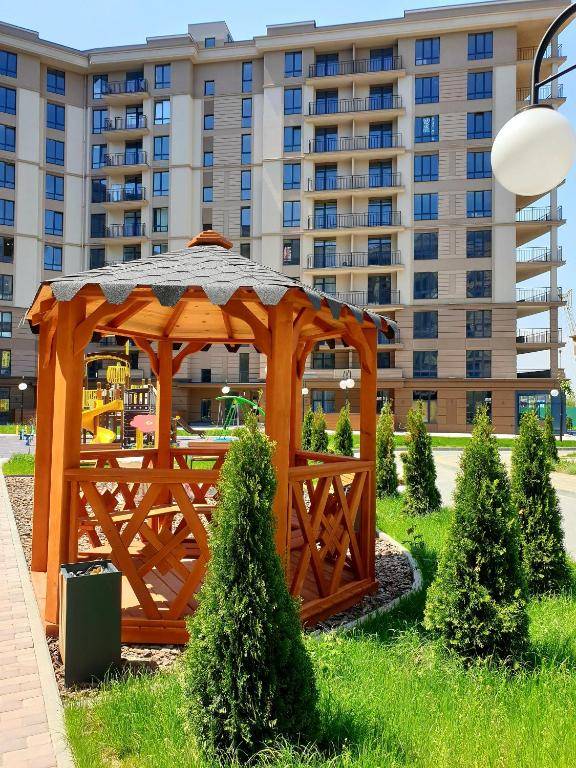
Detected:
[184,417,318,761]
[400,404,441,515]
[301,406,314,451]
[333,401,354,456]
[511,410,570,596]
[376,401,398,497]
[310,407,329,453]
[425,407,529,662]
[543,411,559,464]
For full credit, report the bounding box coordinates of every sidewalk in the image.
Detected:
[0,475,73,768]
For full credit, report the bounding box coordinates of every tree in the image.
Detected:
[310,407,329,453]
[400,404,441,515]
[376,401,398,497]
[301,406,314,451]
[425,407,529,661]
[511,410,571,596]
[333,401,354,456]
[543,411,559,464]
[184,417,318,761]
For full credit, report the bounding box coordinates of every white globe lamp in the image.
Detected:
[301,386,309,396]
[221,385,230,395]
[346,378,355,389]
[550,388,560,398]
[339,379,347,390]
[18,382,28,392]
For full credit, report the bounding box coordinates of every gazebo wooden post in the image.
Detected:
[289,356,303,462]
[45,299,86,624]
[359,325,378,581]
[155,339,173,469]
[265,300,294,559]
[31,319,57,573]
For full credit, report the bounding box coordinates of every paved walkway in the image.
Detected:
[0,476,72,767]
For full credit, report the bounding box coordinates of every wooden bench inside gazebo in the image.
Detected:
[27,231,396,644]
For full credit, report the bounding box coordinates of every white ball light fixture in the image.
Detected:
[18,381,28,391]
[550,388,560,398]
[339,379,347,390]
[221,385,230,395]
[301,386,309,396]
[345,378,355,389]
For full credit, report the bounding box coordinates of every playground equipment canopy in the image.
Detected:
[27,230,395,643]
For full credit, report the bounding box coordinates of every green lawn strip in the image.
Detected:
[556,460,576,475]
[64,495,576,768]
[2,453,35,475]
[0,423,19,434]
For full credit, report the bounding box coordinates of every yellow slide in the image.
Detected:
[82,399,123,444]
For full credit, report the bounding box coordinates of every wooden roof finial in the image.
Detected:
[186,230,233,249]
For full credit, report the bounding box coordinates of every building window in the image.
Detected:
[467,391,492,423]
[241,97,252,128]
[0,125,15,152]
[46,138,65,166]
[0,312,11,338]
[468,32,493,61]
[123,245,141,262]
[155,64,171,89]
[285,51,302,78]
[0,200,14,226]
[153,207,168,232]
[0,87,16,115]
[90,213,105,238]
[44,244,62,271]
[0,275,12,301]
[415,37,440,66]
[203,113,214,130]
[203,151,213,167]
[468,71,493,100]
[413,390,437,422]
[91,144,106,169]
[240,206,251,236]
[284,126,301,153]
[89,248,105,268]
[312,351,336,370]
[200,368,212,383]
[241,170,251,200]
[151,137,168,162]
[414,193,438,221]
[466,350,491,378]
[0,161,15,190]
[414,271,438,300]
[377,351,391,369]
[92,108,107,134]
[152,242,168,255]
[0,51,17,78]
[46,102,65,131]
[467,151,491,179]
[311,389,336,413]
[414,310,438,338]
[415,76,439,104]
[204,80,215,96]
[44,210,63,236]
[242,61,253,93]
[414,153,439,182]
[466,269,492,298]
[154,100,170,125]
[467,229,492,259]
[466,309,492,338]
[0,236,13,263]
[202,186,213,203]
[415,115,439,143]
[313,275,336,294]
[467,190,492,218]
[284,87,302,115]
[283,162,301,190]
[283,201,300,228]
[413,351,438,378]
[241,134,251,165]
[204,37,216,48]
[467,111,492,139]
[414,231,438,260]
[47,68,65,95]
[92,74,107,100]
[283,238,300,265]
[153,170,169,197]
[240,243,251,258]
[0,352,11,377]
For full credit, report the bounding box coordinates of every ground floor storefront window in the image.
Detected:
[413,390,437,423]
[466,391,492,424]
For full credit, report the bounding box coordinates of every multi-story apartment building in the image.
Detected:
[0,0,569,431]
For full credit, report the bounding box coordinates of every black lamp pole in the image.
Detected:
[531,3,576,105]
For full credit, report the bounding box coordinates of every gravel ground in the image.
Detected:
[6,475,415,698]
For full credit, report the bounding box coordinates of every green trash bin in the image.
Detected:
[59,560,121,686]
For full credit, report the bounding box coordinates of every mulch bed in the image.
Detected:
[6,475,415,698]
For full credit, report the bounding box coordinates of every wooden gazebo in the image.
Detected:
[27,231,396,644]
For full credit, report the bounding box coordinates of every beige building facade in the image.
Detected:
[0,0,569,431]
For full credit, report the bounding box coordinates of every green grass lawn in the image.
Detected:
[555,453,576,475]
[65,496,576,768]
[2,453,35,475]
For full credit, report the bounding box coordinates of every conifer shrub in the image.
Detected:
[301,406,314,451]
[376,401,398,497]
[184,417,318,761]
[424,407,529,662]
[310,407,329,453]
[400,404,441,515]
[511,410,570,596]
[543,411,559,464]
[333,401,354,456]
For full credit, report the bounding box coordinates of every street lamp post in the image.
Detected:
[18,381,27,427]
[492,3,576,196]
[339,369,355,401]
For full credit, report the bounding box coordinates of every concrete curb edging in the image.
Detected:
[0,470,75,768]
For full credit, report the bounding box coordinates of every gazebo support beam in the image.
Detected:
[155,339,173,469]
[358,326,378,581]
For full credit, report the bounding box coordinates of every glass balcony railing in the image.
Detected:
[306,250,402,269]
[307,133,403,154]
[308,94,403,116]
[307,211,402,229]
[307,172,401,192]
[308,56,403,78]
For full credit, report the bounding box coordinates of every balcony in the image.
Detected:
[306,211,403,235]
[102,115,148,139]
[101,186,146,211]
[516,206,564,247]
[307,56,404,86]
[517,368,552,379]
[516,246,564,281]
[306,133,404,160]
[516,328,564,352]
[517,84,565,107]
[516,287,564,318]
[306,95,404,124]
[103,222,146,243]
[334,289,401,309]
[378,328,401,346]
[305,172,402,200]
[305,366,403,381]
[305,250,402,272]
[103,150,148,175]
[101,79,148,104]
[517,43,563,62]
